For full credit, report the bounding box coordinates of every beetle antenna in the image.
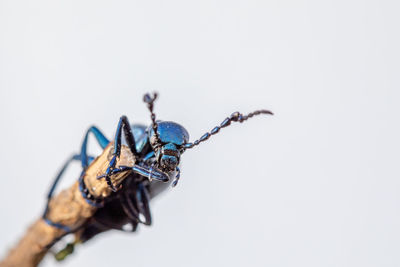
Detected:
[143,92,161,145]
[184,109,273,149]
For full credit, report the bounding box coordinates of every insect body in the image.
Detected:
[43,92,273,259]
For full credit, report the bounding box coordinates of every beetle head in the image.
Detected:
[149,121,189,171]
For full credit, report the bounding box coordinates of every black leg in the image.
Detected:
[99,116,141,191]
[135,183,152,225]
[87,196,138,233]
[119,191,140,222]
[97,163,170,183]
[42,154,81,232]
[43,126,109,230]
[80,126,110,168]
[119,183,152,226]
[113,116,139,158]
[48,126,107,203]
[45,154,80,201]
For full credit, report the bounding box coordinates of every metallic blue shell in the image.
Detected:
[150,121,189,146]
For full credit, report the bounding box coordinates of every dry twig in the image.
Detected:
[0,143,135,267]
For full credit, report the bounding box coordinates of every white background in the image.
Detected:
[1,0,399,266]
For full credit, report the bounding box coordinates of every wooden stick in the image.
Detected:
[0,143,136,267]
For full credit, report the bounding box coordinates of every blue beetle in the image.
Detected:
[42,92,273,260]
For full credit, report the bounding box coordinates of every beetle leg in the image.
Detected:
[135,183,152,225]
[97,116,140,191]
[42,154,81,232]
[132,164,169,182]
[43,126,109,229]
[83,191,139,235]
[112,115,139,158]
[171,166,180,187]
[97,164,169,183]
[79,171,104,207]
[119,191,140,222]
[80,126,109,168]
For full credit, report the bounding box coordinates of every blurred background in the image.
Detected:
[0,0,399,266]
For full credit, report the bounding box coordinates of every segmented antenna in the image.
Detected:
[184,109,273,149]
[143,92,161,145]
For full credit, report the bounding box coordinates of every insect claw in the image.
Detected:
[171,179,179,187]
[108,181,118,192]
[171,167,180,187]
